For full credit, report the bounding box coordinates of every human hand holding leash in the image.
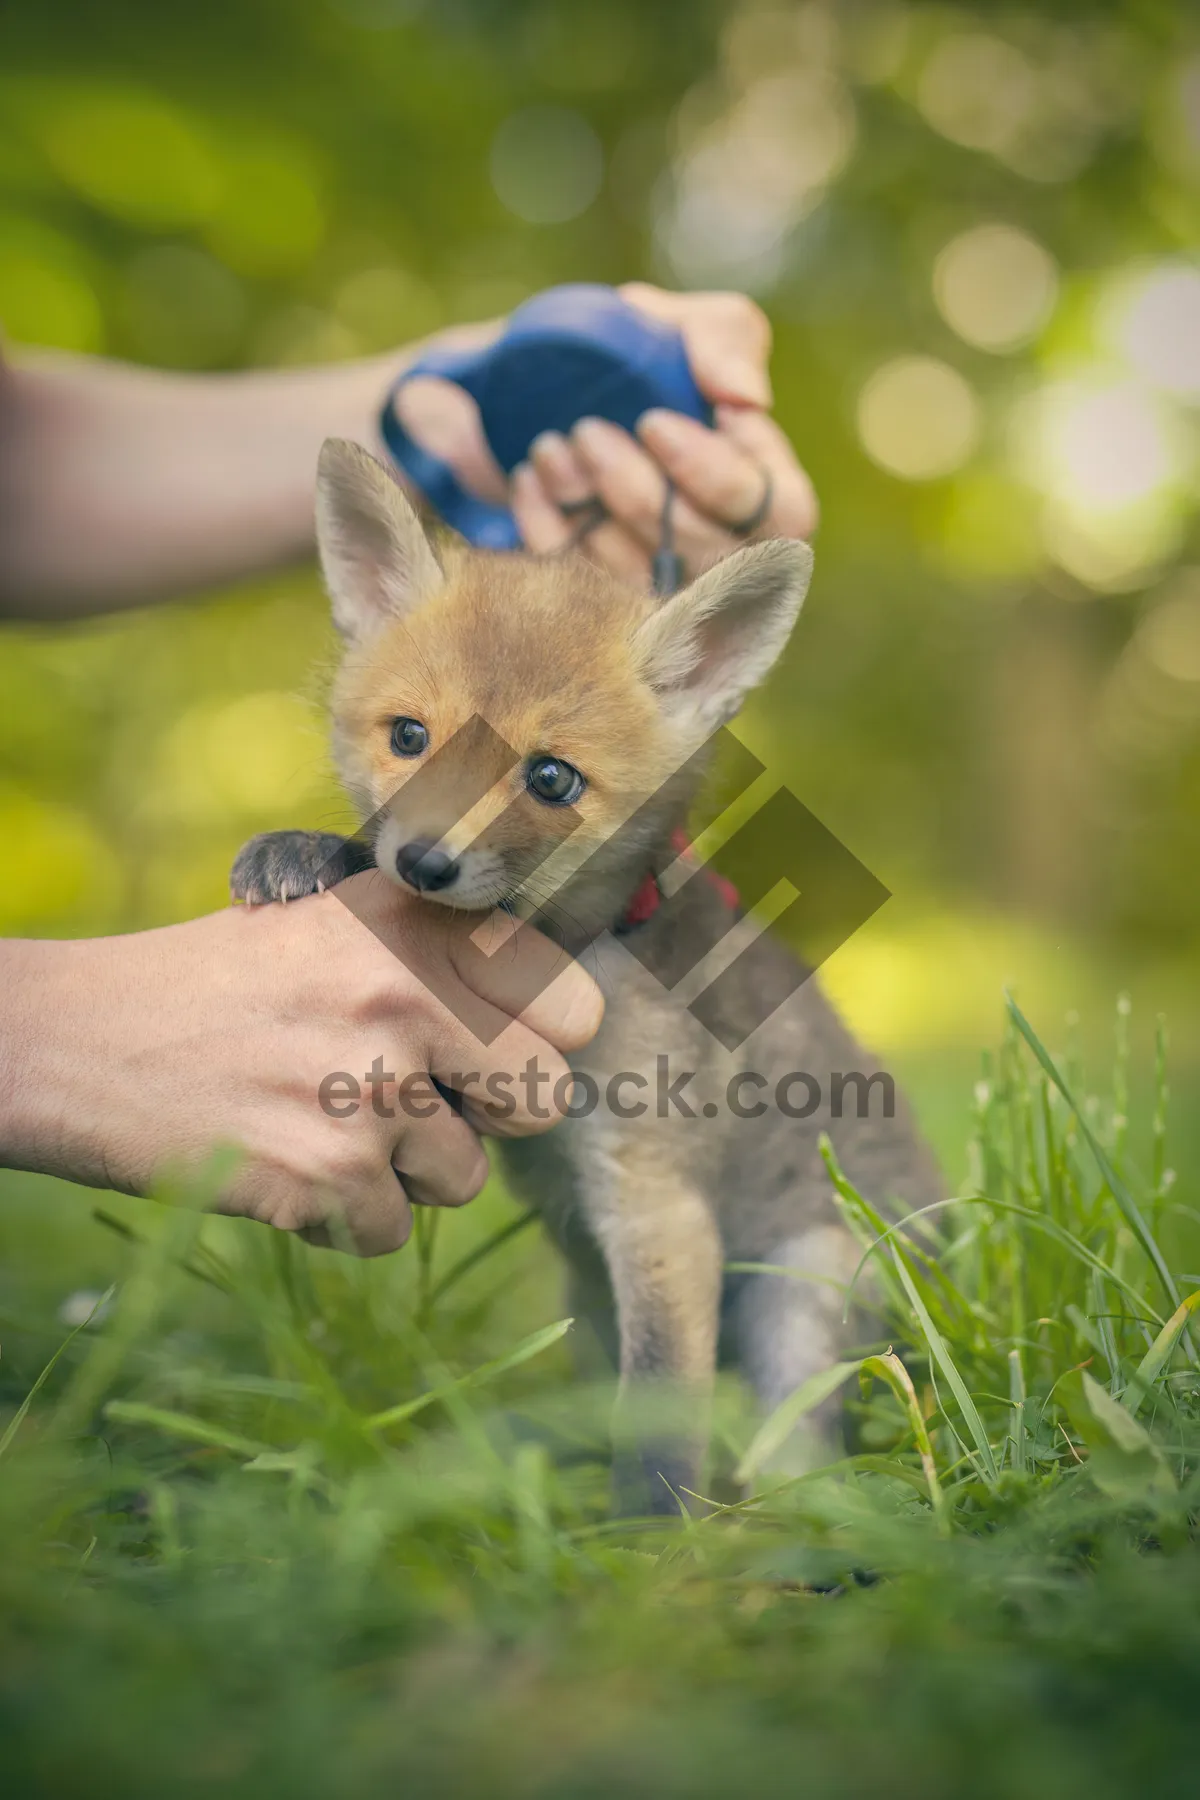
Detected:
[515,287,819,584]
[391,285,818,588]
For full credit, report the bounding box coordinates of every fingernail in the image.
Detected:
[637,408,690,452]
[724,360,772,407]
[560,970,605,1047]
[572,415,623,456]
[530,429,569,460]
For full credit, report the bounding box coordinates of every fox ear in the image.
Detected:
[315,438,443,642]
[633,539,813,733]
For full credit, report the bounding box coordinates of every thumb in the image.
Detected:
[622,284,773,409]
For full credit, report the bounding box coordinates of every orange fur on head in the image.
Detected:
[333,546,687,906]
[316,437,813,918]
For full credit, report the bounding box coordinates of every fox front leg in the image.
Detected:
[230,831,374,905]
[600,1181,724,1517]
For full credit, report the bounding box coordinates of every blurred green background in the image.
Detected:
[1,0,1198,1188]
[2,11,1200,1793]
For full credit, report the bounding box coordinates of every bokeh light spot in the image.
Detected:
[206,141,326,277]
[151,692,328,824]
[0,786,122,932]
[659,71,855,288]
[857,356,981,481]
[1030,379,1182,511]
[490,107,602,225]
[0,219,103,351]
[933,223,1058,353]
[917,33,1034,156]
[915,29,1108,182]
[1013,376,1192,592]
[41,86,220,228]
[1107,262,1200,400]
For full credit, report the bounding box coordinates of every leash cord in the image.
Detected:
[651,479,684,597]
[547,477,683,598]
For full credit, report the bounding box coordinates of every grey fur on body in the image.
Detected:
[232,812,940,1515]
[230,435,942,1516]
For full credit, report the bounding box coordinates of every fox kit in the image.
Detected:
[233,438,940,1512]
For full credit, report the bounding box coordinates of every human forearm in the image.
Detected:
[0,938,112,1186]
[0,348,411,620]
[0,285,817,619]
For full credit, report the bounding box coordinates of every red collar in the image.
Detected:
[617,828,740,932]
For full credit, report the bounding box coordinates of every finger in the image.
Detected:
[446,908,604,1053]
[424,1017,575,1139]
[325,1177,416,1257]
[511,457,652,583]
[326,877,603,1060]
[234,1164,414,1259]
[409,949,580,1135]
[636,410,774,534]
[529,430,594,507]
[511,462,573,553]
[517,440,654,584]
[637,407,818,541]
[391,1099,489,1208]
[569,417,669,552]
[575,518,653,585]
[619,284,773,408]
[392,373,508,504]
[714,405,820,537]
[571,414,739,568]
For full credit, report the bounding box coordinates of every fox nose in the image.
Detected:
[395,838,460,893]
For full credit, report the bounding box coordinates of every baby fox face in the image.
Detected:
[318,440,813,916]
[332,547,676,911]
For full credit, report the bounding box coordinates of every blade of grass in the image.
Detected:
[1008,1347,1027,1475]
[1152,1013,1169,1212]
[364,1317,573,1432]
[412,1202,441,1322]
[0,1287,115,1465]
[735,1360,862,1484]
[821,1139,971,1333]
[103,1400,271,1461]
[858,1194,1167,1329]
[1122,1289,1200,1416]
[891,1246,999,1484]
[92,1207,231,1293]
[1006,992,1183,1318]
[424,1209,538,1312]
[859,1350,949,1532]
[1112,993,1131,1174]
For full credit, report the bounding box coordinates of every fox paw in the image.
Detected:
[230,831,371,906]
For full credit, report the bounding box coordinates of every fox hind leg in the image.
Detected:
[729,1223,861,1480]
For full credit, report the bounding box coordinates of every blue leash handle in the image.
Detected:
[379,283,713,550]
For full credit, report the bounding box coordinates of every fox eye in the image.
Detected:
[526,754,585,806]
[390,717,428,758]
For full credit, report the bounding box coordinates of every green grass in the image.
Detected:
[2,996,1198,1800]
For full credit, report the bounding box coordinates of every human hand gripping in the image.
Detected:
[390,285,818,589]
[0,874,603,1255]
